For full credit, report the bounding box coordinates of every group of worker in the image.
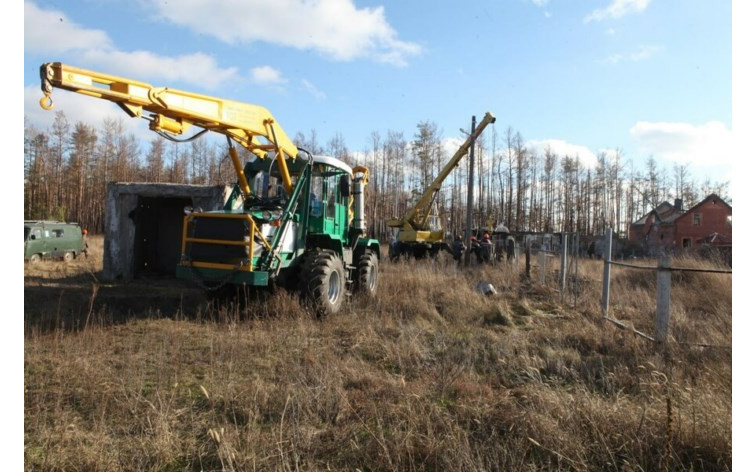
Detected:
[451,233,494,264]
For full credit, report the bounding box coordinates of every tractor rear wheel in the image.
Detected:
[356,250,378,297]
[299,249,345,316]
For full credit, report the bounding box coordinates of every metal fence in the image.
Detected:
[519,232,582,306]
[599,228,732,345]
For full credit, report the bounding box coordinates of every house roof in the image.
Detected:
[680,194,732,218]
[631,201,683,226]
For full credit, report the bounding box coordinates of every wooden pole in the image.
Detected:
[601,228,612,317]
[464,116,476,266]
[655,255,672,343]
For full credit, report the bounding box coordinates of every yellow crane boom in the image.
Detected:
[387,112,496,245]
[39,62,299,193]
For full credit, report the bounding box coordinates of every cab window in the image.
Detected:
[325,174,337,219]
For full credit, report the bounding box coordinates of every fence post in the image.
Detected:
[539,249,546,285]
[560,232,567,292]
[601,228,612,317]
[525,241,531,280]
[574,232,579,306]
[655,255,672,343]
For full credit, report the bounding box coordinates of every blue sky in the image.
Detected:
[23,0,732,184]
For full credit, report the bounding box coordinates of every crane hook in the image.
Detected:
[40,93,54,110]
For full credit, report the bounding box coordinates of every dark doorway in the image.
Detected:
[132,196,192,278]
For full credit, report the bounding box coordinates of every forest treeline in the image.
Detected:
[24,111,730,240]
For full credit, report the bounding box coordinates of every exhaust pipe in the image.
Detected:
[352,166,369,233]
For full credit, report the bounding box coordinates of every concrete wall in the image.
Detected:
[103,182,229,281]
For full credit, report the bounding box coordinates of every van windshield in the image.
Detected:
[24,227,30,241]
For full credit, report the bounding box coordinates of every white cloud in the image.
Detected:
[24,1,112,53]
[250,66,288,86]
[80,49,238,89]
[629,121,733,170]
[584,0,651,23]
[526,139,599,168]
[604,44,662,64]
[531,0,549,6]
[148,0,422,66]
[301,79,326,101]
[25,1,238,89]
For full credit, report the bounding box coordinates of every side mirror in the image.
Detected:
[30,235,36,240]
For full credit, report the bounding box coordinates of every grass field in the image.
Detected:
[24,236,732,470]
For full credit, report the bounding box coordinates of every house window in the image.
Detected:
[683,238,692,248]
[727,215,732,226]
[693,213,701,226]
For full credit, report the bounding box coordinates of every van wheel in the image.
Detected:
[63,252,74,262]
[299,248,345,317]
[29,254,41,264]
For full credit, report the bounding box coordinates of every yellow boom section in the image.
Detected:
[39,62,298,192]
[387,112,496,233]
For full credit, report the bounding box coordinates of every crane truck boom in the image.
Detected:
[387,112,496,260]
[40,62,381,315]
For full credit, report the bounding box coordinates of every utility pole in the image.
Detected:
[465,115,476,265]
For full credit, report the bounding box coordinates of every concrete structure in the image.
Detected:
[103,182,230,281]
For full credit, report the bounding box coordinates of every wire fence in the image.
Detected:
[600,228,732,348]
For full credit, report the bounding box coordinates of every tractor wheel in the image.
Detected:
[63,252,74,262]
[299,249,345,316]
[29,254,41,264]
[356,250,378,297]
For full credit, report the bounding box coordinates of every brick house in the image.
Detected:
[628,194,732,254]
[674,194,732,250]
[628,199,684,254]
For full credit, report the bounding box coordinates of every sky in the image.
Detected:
[22,0,732,186]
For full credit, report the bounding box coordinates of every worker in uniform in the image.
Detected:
[451,234,466,263]
[479,233,493,263]
[469,235,481,264]
[82,229,89,258]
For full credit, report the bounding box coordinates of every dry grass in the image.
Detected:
[24,243,732,471]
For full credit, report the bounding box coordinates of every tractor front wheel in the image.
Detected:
[299,249,346,316]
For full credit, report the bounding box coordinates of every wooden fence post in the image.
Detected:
[601,228,612,317]
[655,255,672,343]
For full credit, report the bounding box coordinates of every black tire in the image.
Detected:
[29,254,41,264]
[299,249,346,316]
[356,250,378,297]
[63,251,74,262]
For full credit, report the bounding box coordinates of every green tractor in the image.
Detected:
[39,62,380,315]
[176,152,380,315]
